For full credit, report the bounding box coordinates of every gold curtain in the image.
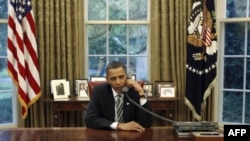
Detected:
[18,0,214,127]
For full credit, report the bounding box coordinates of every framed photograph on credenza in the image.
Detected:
[75,79,89,98]
[130,74,136,80]
[143,83,153,97]
[155,81,174,97]
[51,79,70,99]
[159,86,175,98]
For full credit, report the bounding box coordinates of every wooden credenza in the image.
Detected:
[44,97,182,127]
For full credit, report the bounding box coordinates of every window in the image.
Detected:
[85,0,150,81]
[0,0,17,128]
[218,0,250,124]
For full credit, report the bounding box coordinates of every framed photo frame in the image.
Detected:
[51,80,70,99]
[159,86,175,98]
[51,79,66,94]
[143,83,153,97]
[90,76,106,82]
[130,74,136,80]
[155,81,174,97]
[75,79,88,94]
[76,79,89,98]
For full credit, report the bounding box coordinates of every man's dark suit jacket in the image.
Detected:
[84,83,153,129]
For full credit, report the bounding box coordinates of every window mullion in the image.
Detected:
[106,24,109,62]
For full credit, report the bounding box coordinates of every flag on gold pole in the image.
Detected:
[185,0,217,121]
[7,0,41,119]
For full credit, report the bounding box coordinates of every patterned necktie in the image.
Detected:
[115,95,123,122]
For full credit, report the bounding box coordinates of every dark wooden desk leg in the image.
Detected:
[60,111,64,127]
[53,111,65,127]
[160,110,168,126]
[53,111,59,127]
[159,110,174,126]
[168,110,174,126]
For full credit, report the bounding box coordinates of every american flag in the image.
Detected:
[7,0,41,119]
[203,27,212,47]
[202,0,212,47]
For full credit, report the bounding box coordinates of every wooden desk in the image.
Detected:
[0,127,191,141]
[44,97,182,127]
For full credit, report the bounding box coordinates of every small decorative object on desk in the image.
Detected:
[51,79,70,99]
[155,81,174,97]
[76,79,89,98]
[143,83,153,97]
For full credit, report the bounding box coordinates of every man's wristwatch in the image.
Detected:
[139,94,147,98]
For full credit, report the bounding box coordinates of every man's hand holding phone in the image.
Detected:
[125,79,144,95]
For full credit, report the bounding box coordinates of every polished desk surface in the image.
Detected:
[0,126,190,141]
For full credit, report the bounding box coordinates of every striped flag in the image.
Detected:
[202,0,212,47]
[203,27,212,47]
[7,0,41,119]
[185,0,217,121]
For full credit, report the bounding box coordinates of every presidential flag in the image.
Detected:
[7,0,41,119]
[185,0,217,121]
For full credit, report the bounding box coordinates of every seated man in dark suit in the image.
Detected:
[84,61,153,132]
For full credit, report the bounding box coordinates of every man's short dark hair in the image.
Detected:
[106,61,127,76]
